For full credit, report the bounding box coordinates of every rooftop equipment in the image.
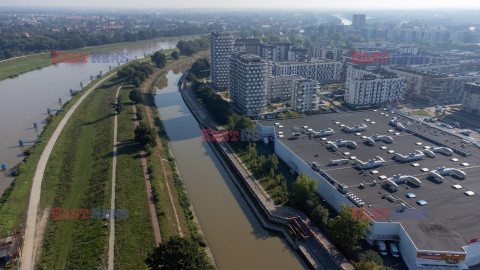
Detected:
[329,159,349,166]
[310,128,334,137]
[394,150,425,163]
[342,124,367,133]
[433,167,467,180]
[355,156,385,170]
[364,134,394,146]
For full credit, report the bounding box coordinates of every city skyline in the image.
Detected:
[1,0,480,9]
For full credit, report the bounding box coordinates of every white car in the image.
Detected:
[377,240,388,256]
[389,242,400,258]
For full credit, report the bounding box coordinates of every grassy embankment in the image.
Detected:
[37,75,119,269]
[113,83,156,269]
[0,34,201,82]
[0,69,119,236]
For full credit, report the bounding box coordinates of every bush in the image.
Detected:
[46,114,55,124]
[134,122,157,147]
[171,51,180,60]
[136,111,143,121]
[358,250,383,265]
[129,89,144,104]
[10,163,22,177]
[145,145,154,156]
[23,147,33,157]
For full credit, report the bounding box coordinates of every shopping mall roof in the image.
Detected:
[257,109,480,252]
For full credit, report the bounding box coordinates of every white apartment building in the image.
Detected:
[272,61,342,83]
[291,79,320,113]
[266,75,298,102]
[230,52,269,116]
[346,67,406,109]
[210,31,234,90]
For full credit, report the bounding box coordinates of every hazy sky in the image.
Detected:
[1,0,480,9]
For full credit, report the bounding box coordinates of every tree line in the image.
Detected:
[0,26,211,60]
[176,36,210,56]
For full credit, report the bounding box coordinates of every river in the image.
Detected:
[155,70,307,269]
[0,40,176,193]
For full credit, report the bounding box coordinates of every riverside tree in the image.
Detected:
[151,51,167,68]
[290,173,317,210]
[329,203,370,255]
[134,122,157,147]
[171,50,180,60]
[146,236,213,270]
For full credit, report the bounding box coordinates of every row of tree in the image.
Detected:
[117,62,154,87]
[191,82,230,124]
[176,36,210,56]
[0,25,212,60]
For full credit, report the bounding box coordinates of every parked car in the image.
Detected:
[389,242,400,258]
[377,240,388,256]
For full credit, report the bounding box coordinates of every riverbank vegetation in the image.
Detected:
[37,75,119,269]
[191,82,230,124]
[177,36,210,56]
[115,83,157,269]
[0,35,199,82]
[146,236,214,270]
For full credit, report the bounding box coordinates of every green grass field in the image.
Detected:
[0,34,202,82]
[410,109,430,116]
[37,76,118,269]
[114,85,156,269]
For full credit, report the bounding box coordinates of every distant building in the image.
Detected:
[462,83,480,115]
[259,42,293,62]
[229,52,269,116]
[210,31,235,90]
[287,47,309,62]
[272,60,342,83]
[352,14,366,30]
[291,79,320,113]
[233,42,246,53]
[312,44,343,61]
[387,66,480,104]
[345,67,406,109]
[234,38,261,55]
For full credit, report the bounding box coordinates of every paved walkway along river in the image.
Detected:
[21,73,116,270]
[108,85,122,270]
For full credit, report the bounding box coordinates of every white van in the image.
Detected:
[389,242,400,258]
[377,240,388,256]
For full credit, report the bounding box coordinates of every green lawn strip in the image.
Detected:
[410,109,429,116]
[113,86,156,269]
[0,70,117,234]
[37,76,118,269]
[0,34,201,82]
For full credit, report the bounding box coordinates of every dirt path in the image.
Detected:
[107,85,122,270]
[161,158,183,237]
[20,73,116,270]
[132,104,162,246]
